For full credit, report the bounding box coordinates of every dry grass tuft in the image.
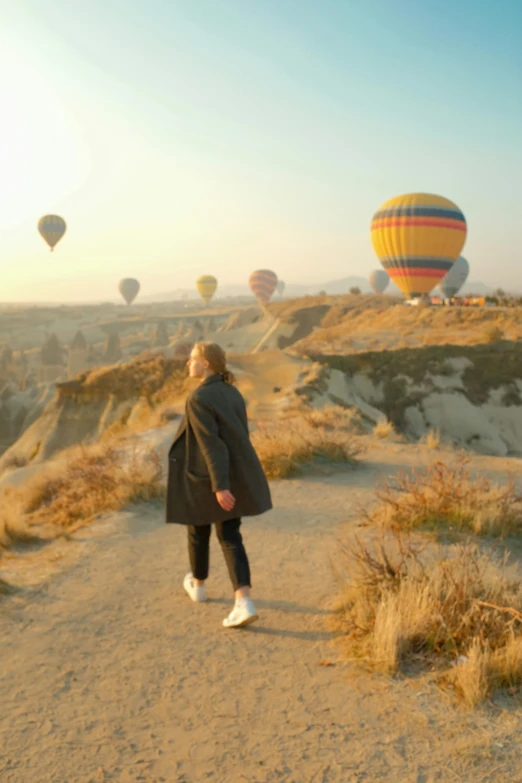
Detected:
[485,326,504,344]
[0,439,165,555]
[373,419,394,439]
[332,527,522,704]
[64,354,187,401]
[425,427,441,449]
[451,638,491,708]
[365,459,522,537]
[291,404,367,434]
[252,404,363,478]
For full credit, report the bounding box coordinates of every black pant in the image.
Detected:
[187,518,251,592]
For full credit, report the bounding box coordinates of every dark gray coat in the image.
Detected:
[165,374,272,526]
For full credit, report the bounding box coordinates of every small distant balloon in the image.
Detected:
[249,270,278,304]
[369,269,389,294]
[438,256,470,298]
[119,278,140,305]
[196,275,218,305]
[38,214,66,251]
[276,280,285,297]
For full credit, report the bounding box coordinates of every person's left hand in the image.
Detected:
[216,490,236,512]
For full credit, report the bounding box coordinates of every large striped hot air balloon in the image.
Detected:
[196,275,218,305]
[439,255,470,299]
[370,193,467,299]
[38,214,66,251]
[249,269,278,304]
[369,269,389,294]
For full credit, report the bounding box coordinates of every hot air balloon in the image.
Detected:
[119,278,140,305]
[38,214,66,251]
[276,280,285,298]
[370,194,467,299]
[249,270,278,305]
[196,275,218,305]
[369,269,389,294]
[438,255,469,299]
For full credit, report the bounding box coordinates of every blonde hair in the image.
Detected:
[193,342,235,384]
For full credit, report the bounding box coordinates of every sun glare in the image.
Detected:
[0,46,91,232]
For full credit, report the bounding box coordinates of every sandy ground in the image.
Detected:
[2,443,522,782]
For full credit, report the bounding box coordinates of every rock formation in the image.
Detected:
[68,330,89,378]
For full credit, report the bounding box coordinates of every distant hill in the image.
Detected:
[138,276,519,303]
[138,277,385,302]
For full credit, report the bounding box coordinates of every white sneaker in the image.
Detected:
[223,597,258,628]
[183,572,207,602]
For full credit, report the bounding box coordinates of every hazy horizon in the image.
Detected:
[1,0,521,302]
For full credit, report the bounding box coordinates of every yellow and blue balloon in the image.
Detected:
[38,214,66,251]
[370,193,467,298]
[196,275,218,305]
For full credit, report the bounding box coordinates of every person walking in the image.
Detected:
[166,341,272,628]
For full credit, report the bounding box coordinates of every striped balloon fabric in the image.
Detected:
[37,214,67,251]
[249,269,278,303]
[370,193,467,298]
[196,275,218,304]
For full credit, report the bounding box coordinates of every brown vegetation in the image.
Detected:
[291,301,522,355]
[58,353,187,402]
[251,404,363,478]
[365,459,522,537]
[332,528,522,706]
[373,419,394,439]
[424,427,441,449]
[0,439,164,557]
[485,326,504,344]
[333,454,522,705]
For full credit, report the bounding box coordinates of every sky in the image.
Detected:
[0,0,521,302]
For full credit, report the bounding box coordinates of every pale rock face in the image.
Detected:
[421,392,509,457]
[351,373,384,406]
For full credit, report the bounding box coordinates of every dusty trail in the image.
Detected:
[1,447,522,782]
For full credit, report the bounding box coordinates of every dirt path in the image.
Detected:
[1,446,522,782]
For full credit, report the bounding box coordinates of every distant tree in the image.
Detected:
[349,286,362,295]
[318,290,327,296]
[494,287,505,297]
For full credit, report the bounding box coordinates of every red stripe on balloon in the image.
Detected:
[372,218,466,230]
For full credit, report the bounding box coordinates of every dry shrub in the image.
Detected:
[288,404,367,435]
[366,459,522,537]
[425,427,441,449]
[485,326,504,344]
[252,407,362,478]
[373,418,394,439]
[0,440,165,547]
[333,528,522,704]
[62,354,187,402]
[451,638,491,708]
